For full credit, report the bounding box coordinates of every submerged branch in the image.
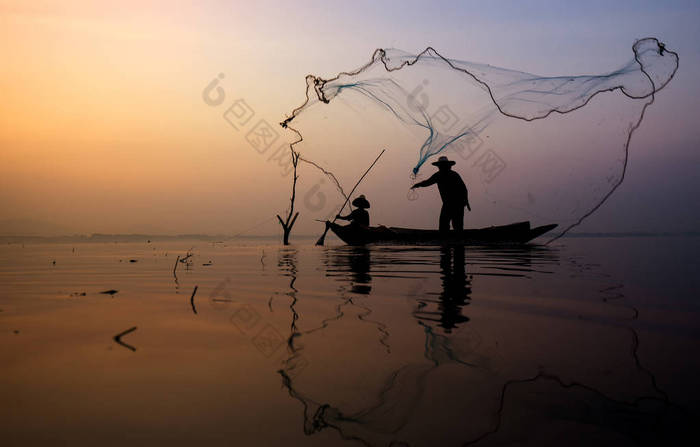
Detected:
[190,285,198,315]
[113,326,138,352]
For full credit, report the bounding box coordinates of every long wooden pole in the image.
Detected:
[316,149,386,246]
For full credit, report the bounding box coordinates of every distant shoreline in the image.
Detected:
[558,232,700,238]
[1,232,698,244]
[0,234,299,243]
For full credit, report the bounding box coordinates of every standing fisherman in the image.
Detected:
[410,156,470,234]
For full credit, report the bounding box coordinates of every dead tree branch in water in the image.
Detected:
[277,148,301,245]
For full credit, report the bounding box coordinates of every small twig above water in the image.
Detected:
[173,255,180,289]
[179,249,195,271]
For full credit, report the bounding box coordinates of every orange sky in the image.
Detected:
[1,1,698,235]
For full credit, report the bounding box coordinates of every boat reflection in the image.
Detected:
[324,243,558,334]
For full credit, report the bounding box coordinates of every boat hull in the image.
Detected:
[328,221,557,245]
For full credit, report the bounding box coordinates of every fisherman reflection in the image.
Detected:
[415,245,471,332]
[347,247,372,294]
[323,244,373,295]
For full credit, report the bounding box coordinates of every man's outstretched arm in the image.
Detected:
[411,173,438,189]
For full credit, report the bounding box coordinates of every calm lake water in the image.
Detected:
[1,236,698,446]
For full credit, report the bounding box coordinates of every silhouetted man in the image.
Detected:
[411,156,470,234]
[336,195,370,227]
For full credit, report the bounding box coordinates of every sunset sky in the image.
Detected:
[1,0,698,236]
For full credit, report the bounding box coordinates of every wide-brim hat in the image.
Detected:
[432,155,456,166]
[352,195,370,209]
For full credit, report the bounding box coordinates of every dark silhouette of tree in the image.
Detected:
[277,148,301,245]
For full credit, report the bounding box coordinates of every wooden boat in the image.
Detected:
[327,221,557,245]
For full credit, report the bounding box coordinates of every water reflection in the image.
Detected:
[279,244,558,444]
[325,246,373,295]
[326,244,559,333]
[414,245,471,332]
[278,248,301,353]
[277,243,687,446]
[3,239,694,445]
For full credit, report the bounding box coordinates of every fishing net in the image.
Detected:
[282,38,678,240]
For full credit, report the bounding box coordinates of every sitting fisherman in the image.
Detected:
[337,195,370,227]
